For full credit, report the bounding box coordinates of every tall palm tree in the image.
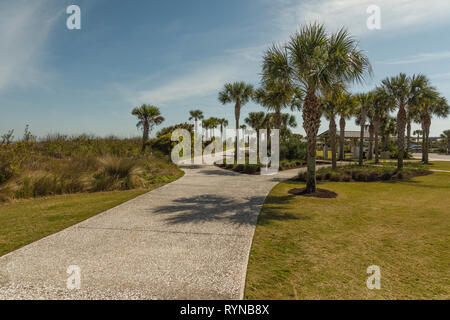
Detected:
[407,74,428,153]
[336,93,356,161]
[381,73,411,170]
[218,82,254,162]
[415,92,449,164]
[321,84,347,170]
[441,130,450,155]
[373,87,395,164]
[189,109,204,134]
[354,92,374,165]
[366,106,375,160]
[321,99,338,170]
[287,24,371,192]
[132,104,165,153]
[258,44,297,129]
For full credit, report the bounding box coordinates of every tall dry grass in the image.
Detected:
[0,135,181,202]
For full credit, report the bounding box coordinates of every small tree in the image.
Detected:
[23,125,36,142]
[1,129,14,145]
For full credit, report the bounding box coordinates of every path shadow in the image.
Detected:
[198,169,239,176]
[152,194,300,226]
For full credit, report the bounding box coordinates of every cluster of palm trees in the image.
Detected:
[132,23,448,195]
[216,23,449,193]
[320,73,449,172]
[218,24,371,193]
[188,110,229,139]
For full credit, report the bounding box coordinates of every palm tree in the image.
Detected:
[366,106,375,160]
[415,92,449,164]
[132,104,165,153]
[217,118,228,138]
[373,87,395,164]
[280,113,297,138]
[257,44,298,129]
[245,112,266,156]
[354,92,374,165]
[441,130,450,155]
[321,84,347,170]
[407,74,428,153]
[336,93,356,161]
[202,118,212,140]
[287,24,371,192]
[218,82,254,162]
[189,110,204,134]
[381,73,411,170]
[380,115,397,151]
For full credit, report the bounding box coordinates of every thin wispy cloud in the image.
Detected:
[125,47,262,106]
[430,72,450,80]
[378,51,450,65]
[272,0,450,38]
[0,1,60,93]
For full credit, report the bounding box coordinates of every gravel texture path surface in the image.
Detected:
[0,160,302,300]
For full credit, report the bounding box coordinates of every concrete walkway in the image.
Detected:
[412,153,450,161]
[0,162,302,300]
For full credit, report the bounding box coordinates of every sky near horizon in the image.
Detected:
[1,0,449,139]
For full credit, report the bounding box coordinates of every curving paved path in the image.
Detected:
[0,160,303,300]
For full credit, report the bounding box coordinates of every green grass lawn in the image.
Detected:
[428,161,450,171]
[245,170,450,300]
[0,183,178,256]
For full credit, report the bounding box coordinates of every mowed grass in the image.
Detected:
[245,171,450,300]
[428,161,450,171]
[0,186,164,256]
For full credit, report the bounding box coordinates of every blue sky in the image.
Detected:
[1,0,449,139]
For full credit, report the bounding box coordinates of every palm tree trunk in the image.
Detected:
[374,118,380,164]
[447,137,450,155]
[274,107,281,130]
[303,87,321,193]
[339,116,345,161]
[424,114,431,164]
[397,104,407,170]
[421,122,426,162]
[141,121,149,153]
[368,122,374,160]
[234,100,241,163]
[195,119,198,135]
[406,120,411,155]
[329,117,337,170]
[359,107,366,166]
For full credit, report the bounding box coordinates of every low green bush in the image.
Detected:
[297,164,430,182]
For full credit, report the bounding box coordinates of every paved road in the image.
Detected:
[412,153,450,161]
[0,161,302,300]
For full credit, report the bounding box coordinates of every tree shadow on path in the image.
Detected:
[153,194,300,226]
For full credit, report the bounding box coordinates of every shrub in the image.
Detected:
[280,135,307,161]
[297,164,429,183]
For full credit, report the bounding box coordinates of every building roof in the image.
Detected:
[319,130,370,139]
